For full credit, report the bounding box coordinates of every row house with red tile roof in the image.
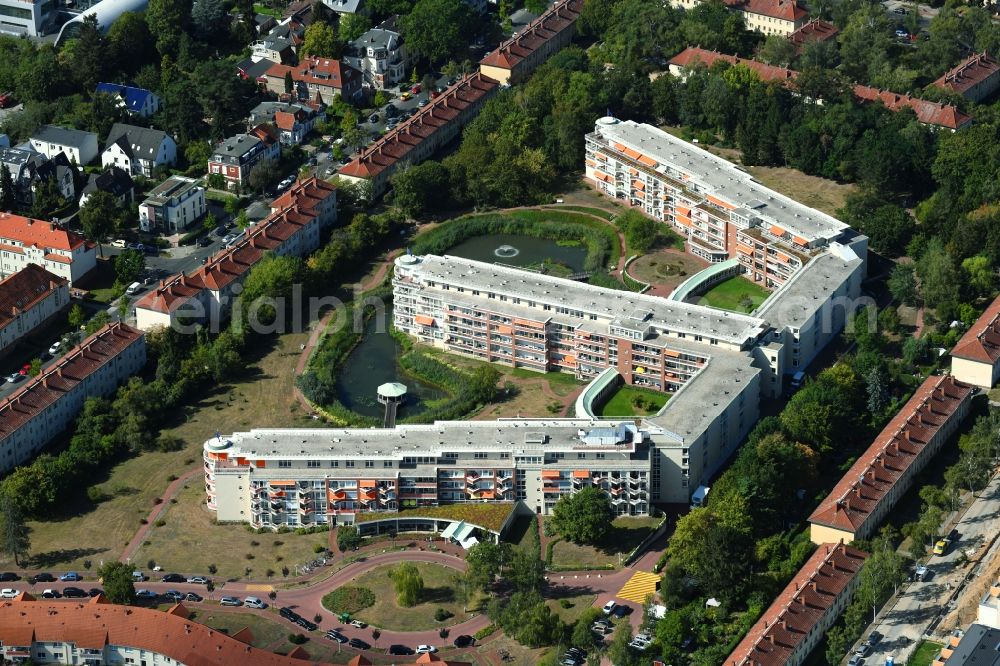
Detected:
[950,294,1000,388]
[338,72,500,196]
[264,56,362,103]
[670,0,808,36]
[0,213,97,286]
[808,374,974,545]
[0,321,146,474]
[0,264,69,358]
[208,132,281,190]
[788,18,839,53]
[479,0,583,85]
[0,597,322,666]
[726,543,868,666]
[933,52,1000,103]
[134,178,336,331]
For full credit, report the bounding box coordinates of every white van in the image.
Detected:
[244,596,266,609]
[125,281,143,296]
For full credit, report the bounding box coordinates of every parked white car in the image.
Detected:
[0,589,19,599]
[244,596,266,609]
[415,645,437,654]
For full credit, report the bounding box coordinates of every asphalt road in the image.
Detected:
[859,471,1000,665]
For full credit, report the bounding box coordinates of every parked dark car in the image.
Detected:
[32,573,55,583]
[295,617,317,631]
[388,645,414,655]
[88,588,104,597]
[163,590,184,602]
[348,638,371,650]
[62,587,87,598]
[0,573,19,582]
[610,605,632,618]
[279,607,298,620]
[184,592,203,602]
[325,629,348,643]
[161,573,185,583]
[453,635,475,648]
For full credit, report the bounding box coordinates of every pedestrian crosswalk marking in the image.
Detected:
[616,571,659,604]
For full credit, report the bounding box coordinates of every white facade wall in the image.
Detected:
[29,134,98,166]
[0,280,68,355]
[0,241,96,286]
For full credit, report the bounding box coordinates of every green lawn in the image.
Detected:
[908,640,943,666]
[196,611,290,648]
[545,593,598,624]
[548,516,662,570]
[698,277,770,312]
[351,562,478,631]
[599,386,669,417]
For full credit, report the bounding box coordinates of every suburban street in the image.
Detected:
[861,471,1000,665]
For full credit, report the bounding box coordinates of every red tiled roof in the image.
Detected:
[668,47,972,130]
[788,19,839,50]
[933,52,1000,96]
[265,56,359,92]
[0,322,144,438]
[727,543,869,666]
[743,0,807,21]
[0,213,87,253]
[0,599,324,666]
[951,294,1000,363]
[852,85,972,129]
[808,375,974,533]
[135,179,336,315]
[479,0,583,71]
[0,263,67,332]
[274,111,297,131]
[668,47,799,84]
[339,72,499,180]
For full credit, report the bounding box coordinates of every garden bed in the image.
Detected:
[350,562,475,632]
[356,502,517,533]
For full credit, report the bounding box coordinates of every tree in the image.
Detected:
[147,0,191,56]
[108,12,155,75]
[337,524,361,551]
[390,562,424,606]
[550,486,614,545]
[303,21,340,58]
[98,561,137,605]
[838,191,914,256]
[607,620,637,666]
[0,164,14,211]
[756,34,796,67]
[238,254,305,327]
[855,533,906,623]
[962,255,995,299]
[0,492,29,566]
[284,70,294,96]
[399,0,475,64]
[339,13,372,42]
[865,366,889,417]
[916,238,960,311]
[465,540,511,588]
[73,14,107,92]
[506,547,545,593]
[79,192,124,257]
[115,249,145,286]
[191,0,226,39]
[888,263,918,306]
[67,303,85,330]
[247,158,281,194]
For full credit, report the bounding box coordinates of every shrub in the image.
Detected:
[559,599,572,609]
[474,624,497,641]
[245,553,255,560]
[321,586,375,614]
[313,543,326,553]
[154,519,166,527]
[86,486,110,503]
[273,540,284,547]
[139,518,148,525]
[287,633,308,645]
[250,540,260,546]
[434,608,453,621]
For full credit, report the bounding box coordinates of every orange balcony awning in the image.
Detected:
[737,245,753,256]
[268,480,295,487]
[793,235,808,247]
[414,314,435,326]
[494,325,513,335]
[327,489,347,501]
[664,349,680,358]
[585,159,597,167]
[628,167,639,176]
[359,480,376,488]
[572,470,590,479]
[541,470,561,479]
[622,147,642,160]
[637,154,657,167]
[706,195,735,210]
[632,180,645,190]
[592,171,611,183]
[770,225,785,237]
[479,491,495,499]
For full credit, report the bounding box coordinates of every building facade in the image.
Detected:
[101,123,177,178]
[0,0,52,36]
[138,176,206,233]
[0,322,146,474]
[29,125,99,166]
[344,21,407,90]
[479,0,582,85]
[808,374,974,545]
[94,83,161,117]
[951,294,1000,388]
[248,101,324,145]
[0,214,97,285]
[208,133,280,189]
[933,52,1000,103]
[264,57,362,102]
[933,624,1000,666]
[0,264,68,358]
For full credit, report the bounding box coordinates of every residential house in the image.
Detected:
[264,57,362,103]
[208,134,279,189]
[0,264,69,358]
[788,18,838,53]
[808,374,974,544]
[254,11,277,34]
[980,579,1000,629]
[78,166,133,208]
[94,82,161,117]
[321,0,363,14]
[250,35,296,64]
[135,178,336,330]
[669,0,807,35]
[950,294,1000,388]
[267,17,306,51]
[933,624,1000,666]
[479,0,583,85]
[138,176,206,233]
[0,148,75,208]
[28,125,98,166]
[933,52,1000,103]
[101,123,178,178]
[237,57,276,89]
[726,543,869,666]
[343,19,407,90]
[0,322,146,473]
[0,213,96,285]
[248,101,324,145]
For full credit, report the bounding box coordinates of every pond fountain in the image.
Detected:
[494,244,520,258]
[447,233,587,271]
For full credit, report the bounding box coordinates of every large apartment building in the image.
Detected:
[479,0,583,85]
[0,213,97,286]
[670,0,808,36]
[585,117,865,287]
[0,264,69,358]
[950,293,1000,388]
[206,420,654,528]
[0,322,146,474]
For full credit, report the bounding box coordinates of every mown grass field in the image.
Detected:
[599,386,669,417]
[698,276,770,312]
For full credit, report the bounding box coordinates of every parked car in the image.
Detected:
[602,600,617,614]
[131,571,147,582]
[855,641,872,657]
[934,539,949,556]
[348,638,371,650]
[368,113,379,123]
[6,373,23,384]
[350,619,367,629]
[161,573,185,583]
[185,592,203,602]
[415,645,437,654]
[0,589,19,598]
[895,28,909,38]
[111,239,127,248]
[41,589,61,598]
[244,596,267,609]
[847,656,864,666]
[135,589,158,600]
[868,631,883,645]
[59,572,81,582]
[279,607,299,620]
[295,617,317,631]
[400,91,412,100]
[88,588,104,597]
[0,572,18,582]
[411,84,421,94]
[610,605,632,619]
[126,242,143,251]
[453,635,474,648]
[326,629,348,643]
[62,587,87,598]
[220,596,242,606]
[197,235,212,247]
[915,565,930,581]
[32,573,55,583]
[163,590,184,603]
[389,645,414,655]
[417,98,429,107]
[186,576,209,584]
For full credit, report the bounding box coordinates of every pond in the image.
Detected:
[334,307,446,419]
[445,233,588,272]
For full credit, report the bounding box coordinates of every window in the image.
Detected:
[365,460,374,467]
[330,461,339,467]
[384,461,393,467]
[345,461,355,468]
[278,460,292,468]
[307,461,320,468]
